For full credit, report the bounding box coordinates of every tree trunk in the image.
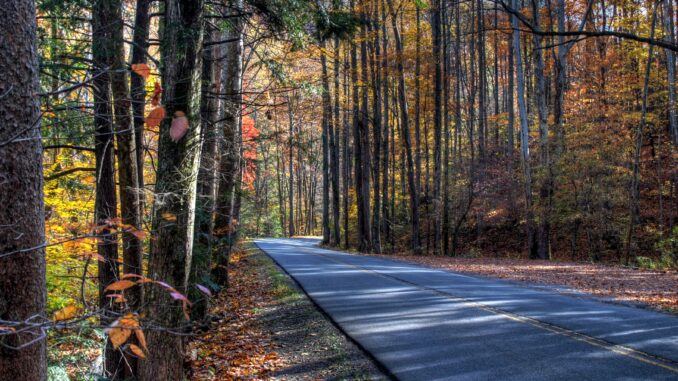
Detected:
[91,0,123,376]
[332,36,342,246]
[139,0,204,379]
[431,0,443,255]
[213,6,244,286]
[130,0,150,213]
[532,0,551,260]
[321,38,331,245]
[512,0,537,259]
[387,0,422,254]
[0,0,46,378]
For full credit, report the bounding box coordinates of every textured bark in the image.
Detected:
[371,1,382,253]
[381,0,391,249]
[91,0,122,376]
[0,0,47,378]
[139,0,204,379]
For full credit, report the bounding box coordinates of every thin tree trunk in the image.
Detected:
[321,38,331,245]
[512,0,537,258]
[387,0,422,254]
[625,1,659,265]
[130,0,150,213]
[91,0,122,376]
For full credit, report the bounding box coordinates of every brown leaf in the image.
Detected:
[129,344,146,358]
[53,305,77,321]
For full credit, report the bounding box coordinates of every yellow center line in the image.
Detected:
[312,250,678,374]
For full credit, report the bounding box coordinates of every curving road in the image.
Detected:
[255,238,678,381]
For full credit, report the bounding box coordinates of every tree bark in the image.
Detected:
[140,0,204,379]
[0,0,46,378]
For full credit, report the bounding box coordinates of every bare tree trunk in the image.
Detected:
[0,0,46,377]
[213,7,244,286]
[332,36,342,246]
[625,2,658,265]
[512,0,537,258]
[431,0,443,255]
[387,0,422,254]
[91,1,122,376]
[321,38,331,245]
[192,26,222,321]
[140,0,204,379]
[130,0,150,213]
[381,0,391,249]
[371,1,383,253]
[532,0,551,260]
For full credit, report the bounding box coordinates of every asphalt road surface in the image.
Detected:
[254,238,678,381]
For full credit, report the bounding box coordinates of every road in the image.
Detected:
[254,238,678,381]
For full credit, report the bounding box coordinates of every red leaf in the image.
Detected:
[151,81,162,106]
[146,106,166,128]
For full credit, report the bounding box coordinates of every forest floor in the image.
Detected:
[362,252,678,313]
[188,243,385,380]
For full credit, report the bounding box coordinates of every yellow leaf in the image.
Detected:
[53,305,78,321]
[105,280,136,291]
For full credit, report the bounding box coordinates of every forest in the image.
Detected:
[1,0,677,379]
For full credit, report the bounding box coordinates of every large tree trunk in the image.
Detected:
[91,0,122,376]
[140,0,204,379]
[387,0,422,254]
[371,1,383,253]
[380,0,391,250]
[0,0,46,378]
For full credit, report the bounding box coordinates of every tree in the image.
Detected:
[139,0,205,379]
[0,1,46,378]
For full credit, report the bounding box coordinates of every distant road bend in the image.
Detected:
[255,238,678,381]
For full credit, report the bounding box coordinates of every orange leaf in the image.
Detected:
[129,344,146,358]
[135,328,148,351]
[53,305,78,321]
[146,106,166,128]
[131,63,151,79]
[151,81,162,106]
[161,212,177,222]
[105,280,136,291]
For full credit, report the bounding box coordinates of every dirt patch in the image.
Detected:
[189,243,386,380]
[364,253,678,313]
